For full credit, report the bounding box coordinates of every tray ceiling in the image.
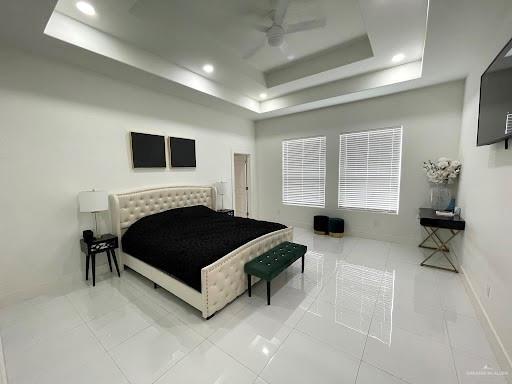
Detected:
[9,0,430,117]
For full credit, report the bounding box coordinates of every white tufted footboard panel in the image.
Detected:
[201,227,293,318]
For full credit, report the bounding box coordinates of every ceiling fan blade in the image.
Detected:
[243,38,266,60]
[253,24,270,32]
[273,0,289,25]
[285,18,327,34]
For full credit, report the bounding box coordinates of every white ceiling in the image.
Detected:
[46,0,427,104]
[130,0,367,72]
[54,0,368,72]
[1,0,511,120]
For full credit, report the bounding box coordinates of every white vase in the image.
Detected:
[430,183,452,211]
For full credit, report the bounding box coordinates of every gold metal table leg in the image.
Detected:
[419,227,460,273]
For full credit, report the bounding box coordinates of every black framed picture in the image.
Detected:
[130,132,166,168]
[169,137,196,167]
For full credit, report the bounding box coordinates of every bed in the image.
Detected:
[110,186,293,318]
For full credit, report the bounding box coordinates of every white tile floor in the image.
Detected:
[0,228,507,384]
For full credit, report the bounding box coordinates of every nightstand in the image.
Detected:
[217,209,235,216]
[80,234,120,286]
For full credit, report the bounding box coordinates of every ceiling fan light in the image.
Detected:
[392,53,405,63]
[202,64,214,73]
[76,1,96,16]
[267,25,285,47]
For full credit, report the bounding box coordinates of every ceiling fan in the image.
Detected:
[244,0,327,59]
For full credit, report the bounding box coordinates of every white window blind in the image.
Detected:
[338,127,403,214]
[282,136,326,208]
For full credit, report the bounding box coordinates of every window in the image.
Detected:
[338,127,403,214]
[282,136,326,208]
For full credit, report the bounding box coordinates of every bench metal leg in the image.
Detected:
[267,280,271,305]
[301,255,305,273]
[247,274,251,297]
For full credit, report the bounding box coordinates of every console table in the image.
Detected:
[418,208,465,273]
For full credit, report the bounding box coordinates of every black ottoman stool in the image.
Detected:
[314,215,329,235]
[328,218,345,238]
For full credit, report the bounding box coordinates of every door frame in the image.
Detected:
[232,153,251,217]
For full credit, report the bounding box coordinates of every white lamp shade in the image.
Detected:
[78,191,108,212]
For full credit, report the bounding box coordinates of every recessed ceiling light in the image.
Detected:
[287,54,295,60]
[202,64,214,73]
[392,53,405,63]
[76,1,96,16]
[259,93,267,99]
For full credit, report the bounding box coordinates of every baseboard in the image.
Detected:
[0,263,112,310]
[0,336,7,384]
[346,229,419,245]
[460,265,512,382]
[286,222,418,245]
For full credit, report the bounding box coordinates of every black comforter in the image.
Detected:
[121,205,286,291]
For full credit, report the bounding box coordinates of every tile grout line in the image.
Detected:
[0,295,88,384]
[79,291,208,384]
[64,292,135,384]
[353,264,385,384]
[125,278,260,381]
[255,325,294,378]
[149,339,209,384]
[360,360,415,384]
[87,280,214,382]
[6,234,473,384]
[442,309,462,384]
[79,281,206,383]
[63,282,192,382]
[355,245,419,384]
[203,254,328,377]
[124,273,264,379]
[433,270,463,384]
[207,288,314,378]
[253,271,322,378]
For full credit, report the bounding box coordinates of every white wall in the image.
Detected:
[454,5,512,369]
[0,45,255,306]
[255,81,464,244]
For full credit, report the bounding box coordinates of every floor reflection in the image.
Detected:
[334,261,395,345]
[371,267,395,345]
[286,250,326,294]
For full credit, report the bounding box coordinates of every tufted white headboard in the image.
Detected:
[110,186,217,237]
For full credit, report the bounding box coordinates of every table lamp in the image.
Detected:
[78,190,108,237]
[216,181,226,210]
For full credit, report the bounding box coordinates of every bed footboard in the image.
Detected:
[200,227,293,318]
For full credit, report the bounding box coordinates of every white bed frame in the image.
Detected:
[110,185,293,318]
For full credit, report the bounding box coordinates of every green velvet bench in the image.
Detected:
[244,241,307,305]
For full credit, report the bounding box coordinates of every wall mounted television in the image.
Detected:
[130,132,166,168]
[169,137,196,167]
[477,37,512,147]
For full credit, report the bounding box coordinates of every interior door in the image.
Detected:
[234,154,249,217]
